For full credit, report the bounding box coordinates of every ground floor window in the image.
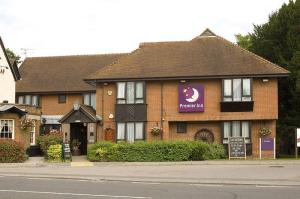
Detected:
[30,120,36,145]
[177,122,187,133]
[222,121,251,144]
[0,119,14,139]
[117,122,145,142]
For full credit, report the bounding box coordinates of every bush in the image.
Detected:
[87,141,226,162]
[47,144,62,161]
[0,139,27,163]
[36,132,63,157]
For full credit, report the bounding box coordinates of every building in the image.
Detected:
[0,36,41,154]
[0,37,20,103]
[84,29,290,158]
[16,54,125,154]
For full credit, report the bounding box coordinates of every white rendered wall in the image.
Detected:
[0,48,15,103]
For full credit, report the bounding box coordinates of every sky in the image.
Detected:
[0,0,290,59]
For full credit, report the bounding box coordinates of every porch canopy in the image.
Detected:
[0,104,27,117]
[59,104,101,124]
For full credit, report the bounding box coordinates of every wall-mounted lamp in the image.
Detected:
[180,80,186,83]
[262,78,269,83]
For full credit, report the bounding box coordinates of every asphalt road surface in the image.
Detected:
[0,176,300,199]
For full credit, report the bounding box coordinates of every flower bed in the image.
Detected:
[87,141,226,162]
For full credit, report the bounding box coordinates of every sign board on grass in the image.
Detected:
[261,138,274,151]
[228,137,246,159]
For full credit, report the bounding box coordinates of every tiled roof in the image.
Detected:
[86,29,289,81]
[16,53,126,93]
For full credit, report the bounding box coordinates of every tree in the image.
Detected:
[236,0,300,156]
[5,48,21,64]
[235,34,252,50]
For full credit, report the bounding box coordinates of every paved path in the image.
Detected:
[1,159,300,186]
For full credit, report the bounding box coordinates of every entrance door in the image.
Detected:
[70,123,87,155]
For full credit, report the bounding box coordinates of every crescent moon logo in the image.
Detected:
[185,88,199,103]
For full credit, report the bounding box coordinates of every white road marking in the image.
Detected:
[0,190,152,199]
[190,184,224,187]
[255,185,292,188]
[131,182,161,185]
[27,177,53,181]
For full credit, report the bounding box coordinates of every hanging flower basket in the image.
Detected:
[259,127,272,137]
[150,127,162,136]
[20,119,34,131]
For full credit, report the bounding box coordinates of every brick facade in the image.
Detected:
[95,77,278,159]
[40,94,84,115]
[0,104,41,149]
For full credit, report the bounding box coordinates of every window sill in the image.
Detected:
[220,101,254,112]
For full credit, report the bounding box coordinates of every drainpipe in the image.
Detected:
[101,83,104,141]
[160,81,163,140]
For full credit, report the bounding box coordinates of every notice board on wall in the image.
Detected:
[228,137,246,159]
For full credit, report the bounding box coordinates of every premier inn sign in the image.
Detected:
[178,84,204,112]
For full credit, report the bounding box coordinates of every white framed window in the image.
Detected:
[222,78,252,102]
[30,120,36,146]
[0,119,14,139]
[18,95,39,106]
[117,82,145,104]
[222,121,251,144]
[117,122,145,142]
[83,93,96,109]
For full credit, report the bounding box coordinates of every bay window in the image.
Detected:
[222,121,251,144]
[117,122,145,142]
[0,119,14,139]
[222,78,252,102]
[117,82,145,104]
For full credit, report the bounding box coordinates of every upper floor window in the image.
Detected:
[222,121,251,144]
[18,95,39,106]
[117,82,144,104]
[0,119,14,139]
[223,78,252,102]
[58,94,66,104]
[83,93,96,109]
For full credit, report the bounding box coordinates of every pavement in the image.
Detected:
[1,157,300,186]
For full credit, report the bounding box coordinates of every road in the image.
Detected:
[0,176,299,199]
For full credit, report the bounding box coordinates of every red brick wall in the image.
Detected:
[40,94,83,115]
[95,78,279,158]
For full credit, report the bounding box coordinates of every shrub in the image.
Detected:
[47,144,62,161]
[0,139,27,163]
[87,140,226,162]
[36,132,63,157]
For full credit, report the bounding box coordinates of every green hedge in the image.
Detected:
[47,144,62,161]
[0,140,27,163]
[37,132,63,158]
[87,141,226,162]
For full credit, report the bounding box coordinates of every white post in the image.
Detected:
[259,138,261,160]
[274,137,276,160]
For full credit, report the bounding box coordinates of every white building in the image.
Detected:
[0,37,20,103]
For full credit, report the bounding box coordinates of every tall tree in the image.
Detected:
[235,34,252,50]
[236,0,300,155]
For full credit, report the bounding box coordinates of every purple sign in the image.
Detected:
[261,138,274,151]
[178,84,204,112]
